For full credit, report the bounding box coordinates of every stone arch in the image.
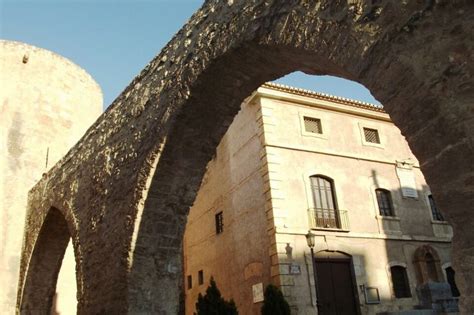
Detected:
[413,245,443,285]
[17,1,473,314]
[128,2,473,309]
[315,250,352,260]
[126,41,365,314]
[18,207,81,313]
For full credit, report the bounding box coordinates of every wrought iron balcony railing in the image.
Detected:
[308,208,350,231]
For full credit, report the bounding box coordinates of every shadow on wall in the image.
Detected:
[282,165,459,314]
[369,169,460,313]
[182,99,273,315]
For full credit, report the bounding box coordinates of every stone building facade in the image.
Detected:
[183,83,458,315]
[0,40,102,313]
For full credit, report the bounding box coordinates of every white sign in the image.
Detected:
[290,264,301,275]
[252,283,264,303]
[396,167,418,198]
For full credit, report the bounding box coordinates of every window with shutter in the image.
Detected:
[390,266,411,298]
[363,127,380,144]
[215,211,224,234]
[304,116,323,134]
[187,275,192,290]
[445,267,460,297]
[428,195,444,221]
[376,189,394,216]
[310,175,339,228]
[198,270,204,285]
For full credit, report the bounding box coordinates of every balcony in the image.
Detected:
[308,208,350,231]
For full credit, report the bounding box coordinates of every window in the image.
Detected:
[310,175,339,228]
[215,211,223,234]
[187,275,192,290]
[303,116,323,134]
[428,194,444,221]
[376,189,394,216]
[198,270,204,285]
[363,127,380,144]
[390,266,411,298]
[445,267,460,297]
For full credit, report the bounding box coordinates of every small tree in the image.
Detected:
[261,284,291,315]
[195,277,238,315]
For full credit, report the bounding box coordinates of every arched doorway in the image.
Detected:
[413,245,443,285]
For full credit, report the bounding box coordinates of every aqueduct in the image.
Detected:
[16,0,473,313]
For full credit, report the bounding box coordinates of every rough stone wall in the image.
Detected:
[16,1,473,314]
[0,40,102,313]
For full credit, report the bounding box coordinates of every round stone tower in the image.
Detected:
[0,40,103,313]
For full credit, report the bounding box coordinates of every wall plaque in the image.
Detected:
[364,286,381,304]
[252,283,264,303]
[396,163,418,198]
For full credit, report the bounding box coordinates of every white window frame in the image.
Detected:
[358,122,384,148]
[299,111,328,140]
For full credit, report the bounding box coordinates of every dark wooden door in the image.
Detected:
[315,259,359,315]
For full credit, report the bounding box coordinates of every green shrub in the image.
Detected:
[261,284,291,315]
[195,277,238,315]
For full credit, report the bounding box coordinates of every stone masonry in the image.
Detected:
[16,1,473,314]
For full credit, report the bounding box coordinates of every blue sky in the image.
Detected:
[1,0,380,108]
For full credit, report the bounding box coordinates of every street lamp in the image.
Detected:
[306,231,321,314]
[306,231,315,248]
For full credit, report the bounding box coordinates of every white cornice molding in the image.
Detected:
[253,82,390,122]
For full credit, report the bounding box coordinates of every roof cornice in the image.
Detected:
[260,82,385,113]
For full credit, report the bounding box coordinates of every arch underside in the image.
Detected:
[19,208,72,313]
[17,1,473,314]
